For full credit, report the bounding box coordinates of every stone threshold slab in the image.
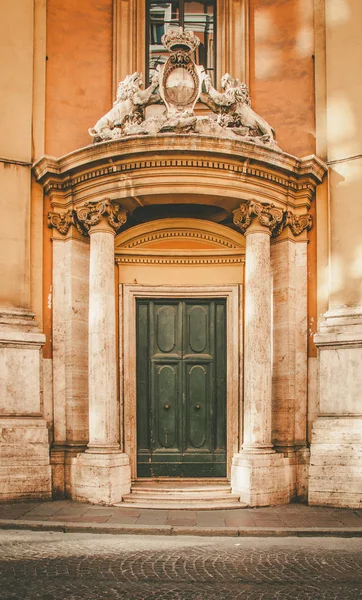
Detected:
[1,519,362,537]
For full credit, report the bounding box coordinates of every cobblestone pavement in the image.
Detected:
[0,531,362,600]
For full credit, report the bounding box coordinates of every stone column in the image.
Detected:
[70,199,131,504]
[270,213,311,502]
[87,219,119,451]
[243,224,273,451]
[231,200,291,506]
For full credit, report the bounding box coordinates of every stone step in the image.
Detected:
[130,486,233,495]
[125,492,237,501]
[118,499,245,510]
[133,478,229,486]
[118,479,245,510]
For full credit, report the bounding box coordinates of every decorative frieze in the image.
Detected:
[115,256,245,266]
[48,200,128,237]
[233,201,312,237]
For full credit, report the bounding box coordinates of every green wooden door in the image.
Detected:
[136,299,226,477]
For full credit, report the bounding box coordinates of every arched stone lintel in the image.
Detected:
[33,136,327,220]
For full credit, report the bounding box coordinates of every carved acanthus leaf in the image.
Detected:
[287,212,313,236]
[74,200,128,236]
[47,210,73,235]
[233,201,286,236]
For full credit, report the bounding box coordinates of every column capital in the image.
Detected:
[47,200,128,237]
[287,211,313,236]
[233,200,286,237]
[233,201,313,238]
[47,210,73,235]
[74,199,127,236]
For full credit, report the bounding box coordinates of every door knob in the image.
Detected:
[164,403,170,410]
[195,404,200,410]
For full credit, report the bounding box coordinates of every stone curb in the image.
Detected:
[1,519,362,537]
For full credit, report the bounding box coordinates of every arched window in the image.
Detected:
[146,0,216,84]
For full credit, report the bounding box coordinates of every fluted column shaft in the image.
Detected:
[87,220,119,451]
[243,226,273,451]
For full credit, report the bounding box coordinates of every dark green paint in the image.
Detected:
[136,299,226,477]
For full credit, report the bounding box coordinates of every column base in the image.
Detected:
[70,450,131,505]
[231,450,292,506]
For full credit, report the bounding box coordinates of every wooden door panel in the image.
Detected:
[152,363,180,450]
[187,364,208,449]
[136,298,226,478]
[151,301,182,359]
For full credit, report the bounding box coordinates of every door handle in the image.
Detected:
[195,404,200,410]
[164,403,170,410]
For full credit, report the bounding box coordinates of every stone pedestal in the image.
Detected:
[309,307,362,508]
[231,452,291,506]
[0,312,51,501]
[70,451,131,504]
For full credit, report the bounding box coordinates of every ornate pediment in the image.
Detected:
[89,28,277,149]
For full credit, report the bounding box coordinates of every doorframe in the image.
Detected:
[122,284,242,479]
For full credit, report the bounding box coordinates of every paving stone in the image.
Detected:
[105,515,140,525]
[1,531,362,599]
[136,511,168,525]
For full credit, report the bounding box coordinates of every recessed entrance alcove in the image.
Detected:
[34,134,326,507]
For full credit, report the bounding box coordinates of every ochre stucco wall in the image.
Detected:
[249,0,317,355]
[45,0,113,157]
[325,0,362,309]
[0,0,34,309]
[249,0,316,158]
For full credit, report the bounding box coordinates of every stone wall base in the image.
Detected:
[231,451,297,506]
[309,417,362,509]
[69,451,131,504]
[295,447,310,502]
[0,417,52,502]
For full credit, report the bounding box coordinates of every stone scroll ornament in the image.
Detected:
[74,200,128,236]
[233,201,312,237]
[89,28,278,149]
[48,201,127,237]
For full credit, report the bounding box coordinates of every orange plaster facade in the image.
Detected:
[2,0,362,509]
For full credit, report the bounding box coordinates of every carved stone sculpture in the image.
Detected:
[74,200,128,236]
[89,28,278,148]
[89,72,160,142]
[233,201,285,236]
[201,74,276,146]
[233,201,313,238]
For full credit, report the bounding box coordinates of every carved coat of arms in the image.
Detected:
[89,28,278,148]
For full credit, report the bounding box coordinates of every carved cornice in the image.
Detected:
[33,137,327,213]
[233,201,312,237]
[48,200,127,237]
[40,159,316,197]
